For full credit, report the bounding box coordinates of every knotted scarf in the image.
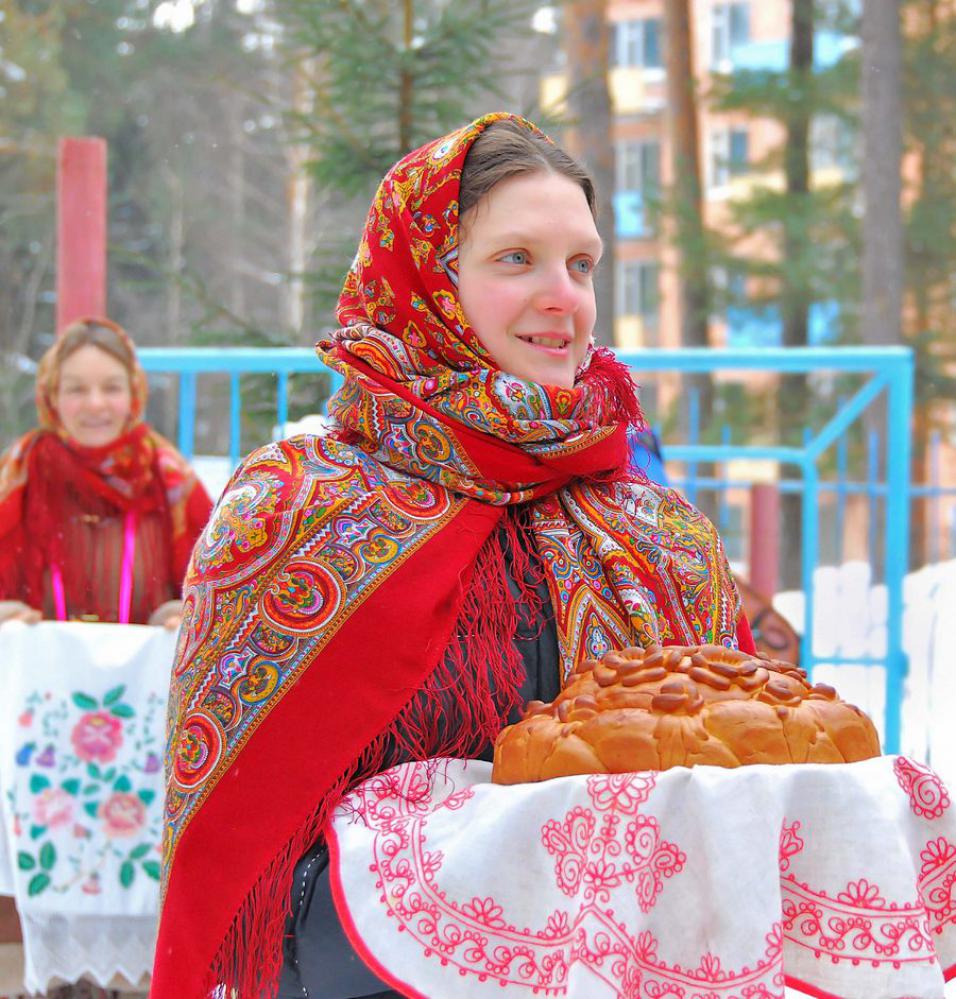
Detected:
[154,113,752,997]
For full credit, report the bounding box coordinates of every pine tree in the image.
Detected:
[272,0,542,322]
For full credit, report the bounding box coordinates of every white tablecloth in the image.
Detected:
[330,756,956,999]
[0,621,175,993]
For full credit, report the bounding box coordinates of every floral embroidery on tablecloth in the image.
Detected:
[894,756,951,820]
[779,819,804,873]
[917,836,956,933]
[541,773,684,912]
[778,808,952,968]
[9,684,164,897]
[348,763,788,996]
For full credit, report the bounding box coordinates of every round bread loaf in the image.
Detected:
[492,643,881,784]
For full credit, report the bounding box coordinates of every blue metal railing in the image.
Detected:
[139,345,916,752]
[139,347,343,467]
[616,347,914,753]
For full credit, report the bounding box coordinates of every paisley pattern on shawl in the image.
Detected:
[154,112,750,999]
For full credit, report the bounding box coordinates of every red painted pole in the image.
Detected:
[56,137,108,333]
[749,483,781,597]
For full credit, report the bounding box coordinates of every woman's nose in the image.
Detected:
[533,266,579,314]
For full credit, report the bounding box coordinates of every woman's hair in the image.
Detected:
[459,119,597,220]
[55,318,136,377]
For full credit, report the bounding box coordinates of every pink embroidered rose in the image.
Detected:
[71,711,124,764]
[99,792,146,838]
[32,787,74,830]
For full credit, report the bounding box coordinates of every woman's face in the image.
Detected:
[457,170,602,390]
[55,344,133,447]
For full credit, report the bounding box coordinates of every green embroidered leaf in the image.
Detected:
[119,862,135,888]
[110,704,134,719]
[142,861,161,880]
[113,775,132,793]
[17,852,35,871]
[83,801,99,819]
[129,844,151,860]
[71,693,98,711]
[29,825,46,840]
[82,784,98,796]
[87,763,101,779]
[101,769,116,784]
[39,843,56,871]
[61,778,81,796]
[137,789,156,806]
[27,873,50,897]
[103,685,126,706]
[28,774,50,793]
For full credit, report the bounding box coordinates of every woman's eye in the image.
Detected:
[570,257,594,274]
[498,250,529,265]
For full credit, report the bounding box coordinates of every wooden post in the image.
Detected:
[56,137,108,333]
[749,482,781,597]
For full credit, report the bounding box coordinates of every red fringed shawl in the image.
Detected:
[0,319,212,622]
[154,113,754,998]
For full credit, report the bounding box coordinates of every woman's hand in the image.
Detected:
[148,600,184,631]
[0,601,42,626]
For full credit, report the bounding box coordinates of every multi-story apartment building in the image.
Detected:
[543,0,856,350]
[542,1,955,565]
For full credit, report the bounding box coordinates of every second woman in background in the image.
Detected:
[0,317,212,627]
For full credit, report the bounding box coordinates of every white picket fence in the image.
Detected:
[774,558,956,785]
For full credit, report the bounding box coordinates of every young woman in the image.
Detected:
[153,113,754,999]
[0,317,212,627]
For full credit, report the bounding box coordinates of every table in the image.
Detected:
[0,621,175,994]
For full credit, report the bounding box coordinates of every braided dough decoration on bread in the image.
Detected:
[492,644,881,784]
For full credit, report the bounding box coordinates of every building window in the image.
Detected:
[613,18,662,69]
[709,127,749,188]
[712,3,751,66]
[617,260,660,335]
[616,139,661,195]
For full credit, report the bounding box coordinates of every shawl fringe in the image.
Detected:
[202,509,543,997]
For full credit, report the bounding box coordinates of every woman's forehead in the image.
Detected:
[461,173,601,247]
[58,345,130,381]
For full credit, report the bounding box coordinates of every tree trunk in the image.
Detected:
[662,0,715,514]
[398,0,415,155]
[861,1,903,348]
[860,0,904,571]
[162,160,185,441]
[287,58,313,335]
[779,0,814,590]
[562,0,616,347]
[227,91,246,318]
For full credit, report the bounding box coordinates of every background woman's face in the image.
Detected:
[55,344,133,448]
[456,170,602,390]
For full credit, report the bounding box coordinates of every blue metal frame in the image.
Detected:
[617,347,913,753]
[139,344,915,751]
[138,347,343,461]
